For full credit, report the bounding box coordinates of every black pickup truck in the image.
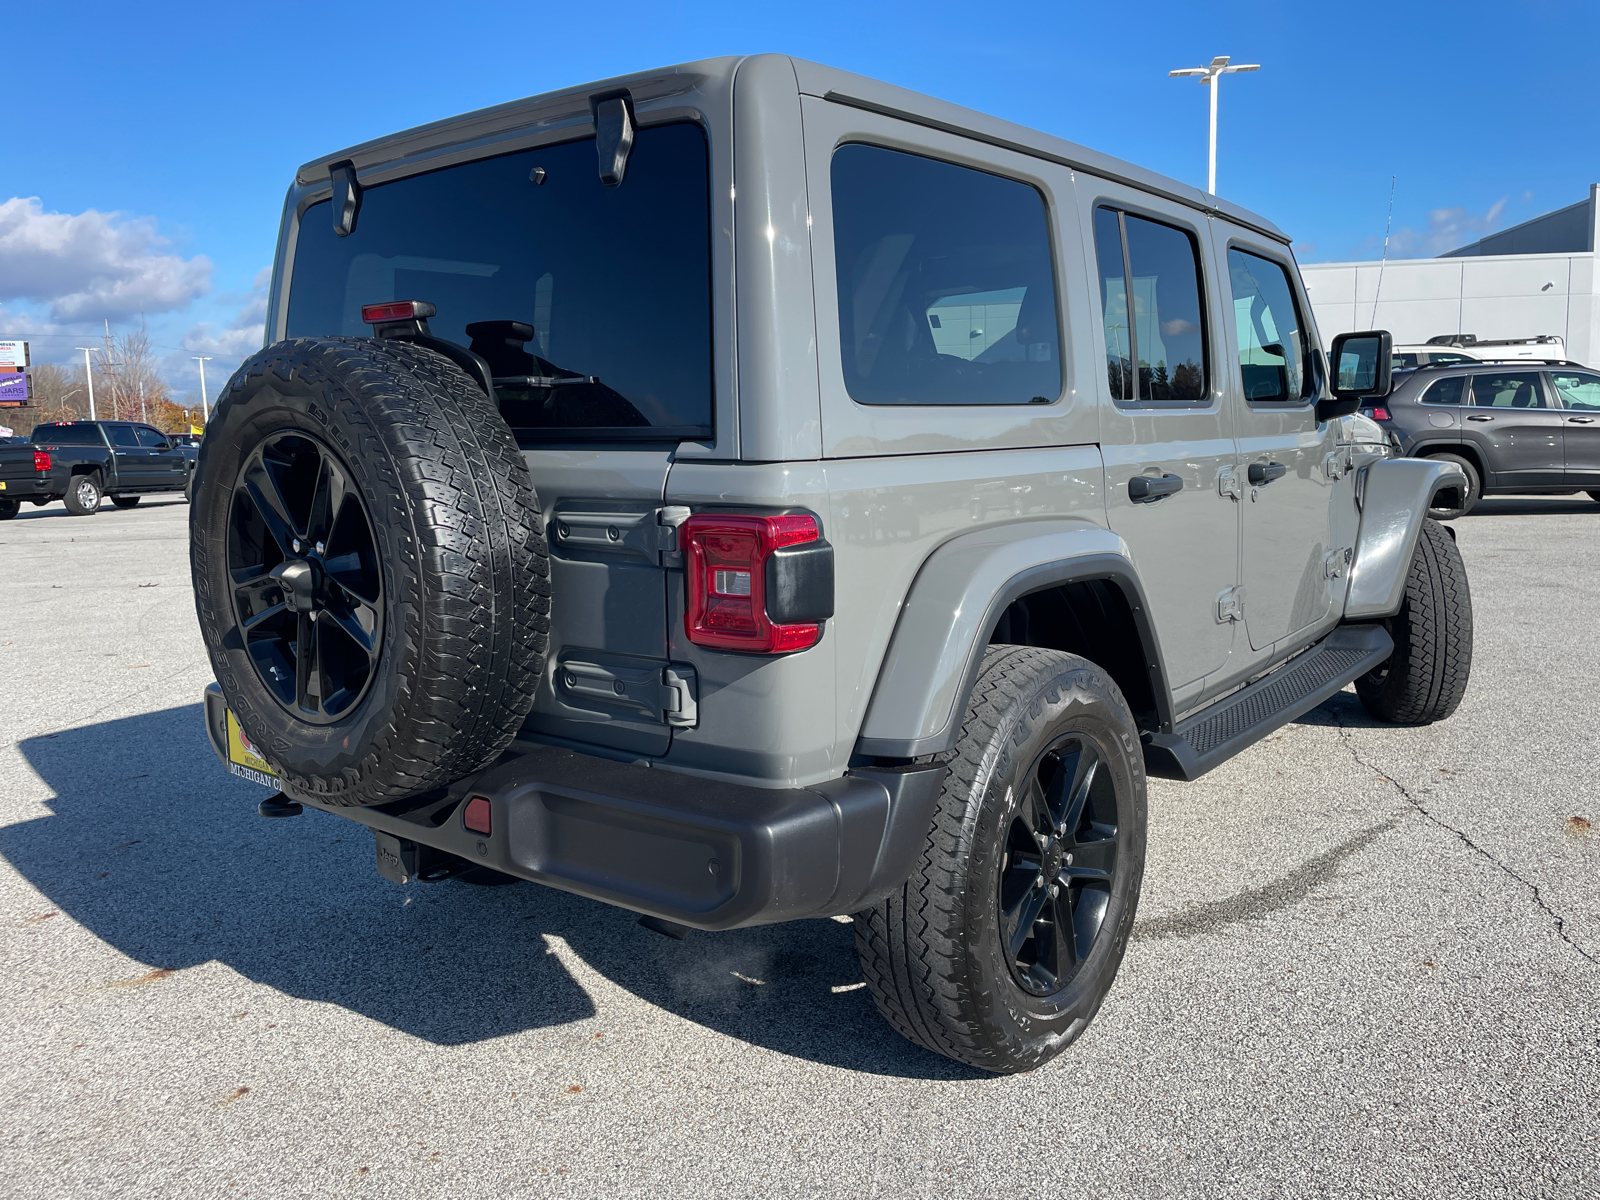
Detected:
[0,420,193,519]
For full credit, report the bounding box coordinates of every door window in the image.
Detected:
[134,427,170,448]
[1550,370,1600,410]
[1471,373,1545,408]
[830,144,1062,406]
[1421,377,1466,405]
[1092,208,1207,403]
[1226,249,1311,403]
[106,426,140,448]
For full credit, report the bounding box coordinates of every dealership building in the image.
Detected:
[1299,186,1600,368]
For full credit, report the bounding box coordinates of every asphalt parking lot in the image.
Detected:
[1,494,1596,1199]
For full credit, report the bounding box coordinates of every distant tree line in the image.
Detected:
[2,330,206,438]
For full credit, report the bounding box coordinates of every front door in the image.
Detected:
[1219,232,1338,654]
[135,426,188,487]
[1464,371,1565,487]
[1086,190,1238,696]
[103,424,150,490]
[1547,367,1600,485]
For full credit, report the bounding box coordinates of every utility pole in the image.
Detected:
[75,347,97,420]
[192,356,213,423]
[140,380,147,423]
[1168,55,1260,195]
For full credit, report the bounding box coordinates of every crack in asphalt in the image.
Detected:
[1330,702,1599,968]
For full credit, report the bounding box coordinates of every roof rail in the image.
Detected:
[1397,358,1584,372]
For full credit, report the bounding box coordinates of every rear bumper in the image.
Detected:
[202,684,944,929]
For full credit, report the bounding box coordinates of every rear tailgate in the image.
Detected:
[0,445,49,497]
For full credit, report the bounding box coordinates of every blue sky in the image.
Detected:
[5,0,1597,401]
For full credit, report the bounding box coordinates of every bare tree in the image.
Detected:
[93,327,170,423]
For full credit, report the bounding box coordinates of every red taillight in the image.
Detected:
[684,513,822,653]
[1368,406,1391,421]
[462,795,492,835]
[360,299,436,324]
[32,449,51,472]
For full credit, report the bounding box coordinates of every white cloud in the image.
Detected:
[0,197,212,321]
[1357,196,1510,259]
[164,265,271,384]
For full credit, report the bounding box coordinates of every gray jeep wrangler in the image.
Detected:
[190,55,1473,1073]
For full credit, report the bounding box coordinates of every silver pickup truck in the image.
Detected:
[190,55,1473,1073]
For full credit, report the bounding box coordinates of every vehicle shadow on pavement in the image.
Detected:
[8,705,978,1079]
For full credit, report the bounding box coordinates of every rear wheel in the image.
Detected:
[1426,453,1479,520]
[0,497,18,520]
[111,495,142,509]
[1357,519,1473,724]
[854,646,1146,1073]
[64,474,102,516]
[191,336,550,807]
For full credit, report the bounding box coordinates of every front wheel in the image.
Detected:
[111,495,141,509]
[1357,519,1473,724]
[854,646,1147,1073]
[63,474,102,516]
[1587,490,1600,504]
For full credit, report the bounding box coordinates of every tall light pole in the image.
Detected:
[1169,56,1259,195]
[75,347,97,420]
[192,356,213,423]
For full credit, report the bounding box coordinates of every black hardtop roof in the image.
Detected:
[296,54,1289,246]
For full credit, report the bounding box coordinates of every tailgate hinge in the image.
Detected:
[659,664,698,728]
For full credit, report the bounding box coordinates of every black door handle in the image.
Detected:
[1129,473,1184,503]
[1567,416,1596,424]
[1247,461,1287,485]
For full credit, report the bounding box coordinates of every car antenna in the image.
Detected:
[1371,174,1395,328]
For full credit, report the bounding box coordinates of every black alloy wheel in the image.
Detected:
[227,430,382,724]
[997,734,1119,995]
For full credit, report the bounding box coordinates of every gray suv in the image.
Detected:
[189,55,1473,1073]
[1366,361,1600,517]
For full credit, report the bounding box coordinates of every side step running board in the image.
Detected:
[1142,623,1393,782]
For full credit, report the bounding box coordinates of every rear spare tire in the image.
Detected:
[190,336,550,807]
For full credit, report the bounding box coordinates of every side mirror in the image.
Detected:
[1319,330,1393,422]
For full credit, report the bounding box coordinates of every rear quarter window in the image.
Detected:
[830,144,1062,406]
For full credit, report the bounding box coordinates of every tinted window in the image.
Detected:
[32,424,103,446]
[1550,370,1600,411]
[1394,353,1419,370]
[831,144,1061,406]
[1227,249,1309,403]
[1431,352,1473,365]
[106,425,139,448]
[1421,377,1465,405]
[135,427,169,448]
[1093,208,1206,403]
[288,124,712,438]
[1471,373,1545,408]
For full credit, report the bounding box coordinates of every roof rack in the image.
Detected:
[1397,358,1585,372]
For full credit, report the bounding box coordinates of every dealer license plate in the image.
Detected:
[226,709,280,791]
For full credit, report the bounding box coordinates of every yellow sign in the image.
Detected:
[190,425,204,436]
[225,709,280,790]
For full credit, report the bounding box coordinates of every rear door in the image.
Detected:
[1464,371,1564,487]
[1547,368,1600,485]
[1219,230,1339,654]
[135,426,187,487]
[1086,189,1239,700]
[102,424,148,489]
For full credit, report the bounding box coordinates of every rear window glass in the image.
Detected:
[287,123,713,441]
[830,144,1062,406]
[1421,377,1465,405]
[31,424,102,446]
